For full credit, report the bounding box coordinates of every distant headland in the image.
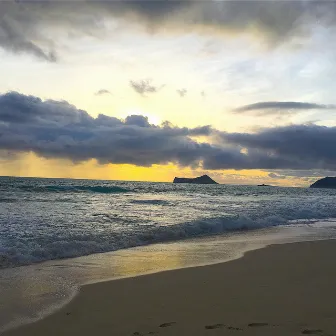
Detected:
[173,175,218,184]
[310,177,336,189]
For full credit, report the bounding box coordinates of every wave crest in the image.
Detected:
[0,213,326,269]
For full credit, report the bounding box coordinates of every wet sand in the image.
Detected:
[3,240,336,336]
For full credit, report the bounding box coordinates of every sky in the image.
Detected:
[1,0,336,186]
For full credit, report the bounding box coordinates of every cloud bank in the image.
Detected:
[220,125,336,170]
[1,91,336,171]
[234,101,336,114]
[2,1,336,60]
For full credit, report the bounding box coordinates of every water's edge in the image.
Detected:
[2,223,335,334]
[0,240,266,334]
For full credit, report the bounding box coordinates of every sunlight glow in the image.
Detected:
[124,109,161,125]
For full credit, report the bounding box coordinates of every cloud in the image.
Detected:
[2,91,336,172]
[0,2,60,61]
[2,1,336,60]
[0,17,57,62]
[268,172,286,179]
[95,89,111,96]
[234,101,336,115]
[124,114,151,128]
[129,79,161,96]
[177,88,187,97]
[266,169,336,178]
[0,91,218,167]
[219,124,336,170]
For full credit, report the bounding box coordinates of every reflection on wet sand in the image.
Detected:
[1,222,335,333]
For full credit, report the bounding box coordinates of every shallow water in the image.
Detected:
[1,221,336,333]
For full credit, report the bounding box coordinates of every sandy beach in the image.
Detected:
[3,240,336,336]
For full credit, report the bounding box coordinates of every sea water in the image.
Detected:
[1,176,336,332]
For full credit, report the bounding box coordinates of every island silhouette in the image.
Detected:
[173,175,218,184]
[310,177,336,189]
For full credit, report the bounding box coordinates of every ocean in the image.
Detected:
[1,176,336,332]
[2,176,336,269]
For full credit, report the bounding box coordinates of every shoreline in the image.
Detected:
[0,233,267,334]
[2,221,334,334]
[3,239,336,336]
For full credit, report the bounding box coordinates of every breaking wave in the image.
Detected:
[1,213,335,269]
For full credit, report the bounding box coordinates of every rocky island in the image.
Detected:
[310,177,336,189]
[173,174,218,184]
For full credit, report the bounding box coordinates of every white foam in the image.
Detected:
[2,213,336,269]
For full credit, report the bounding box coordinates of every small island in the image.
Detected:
[173,174,218,184]
[310,177,336,189]
[257,184,272,187]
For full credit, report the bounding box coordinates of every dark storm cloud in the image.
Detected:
[2,1,336,61]
[219,124,336,170]
[95,89,111,96]
[0,1,188,61]
[0,16,57,62]
[201,147,310,171]
[2,91,336,171]
[0,91,219,167]
[0,91,92,124]
[234,101,336,114]
[109,0,188,19]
